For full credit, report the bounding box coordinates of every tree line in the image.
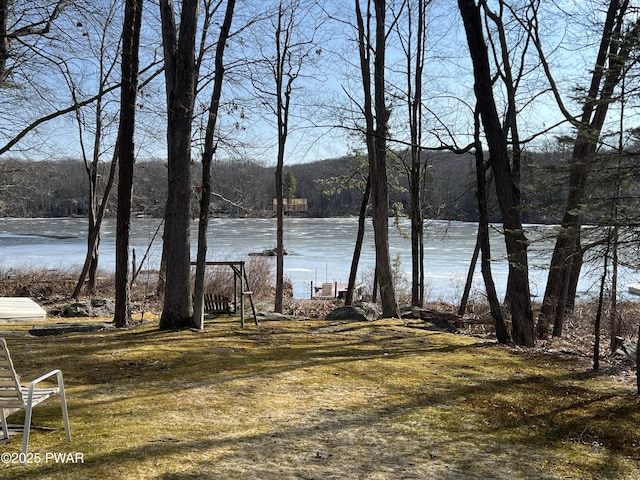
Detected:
[0,148,602,222]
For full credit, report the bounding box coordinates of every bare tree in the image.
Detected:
[0,0,66,86]
[394,0,430,307]
[354,0,399,318]
[248,0,324,313]
[472,109,510,344]
[0,0,74,155]
[193,0,236,330]
[458,0,534,346]
[530,0,640,338]
[69,3,123,298]
[158,0,199,330]
[114,0,144,328]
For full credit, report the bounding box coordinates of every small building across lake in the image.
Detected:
[273,198,308,213]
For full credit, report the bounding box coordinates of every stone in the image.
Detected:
[90,298,115,317]
[325,305,371,322]
[62,302,92,317]
[60,299,115,318]
[30,322,114,336]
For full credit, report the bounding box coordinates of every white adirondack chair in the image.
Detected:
[0,338,71,459]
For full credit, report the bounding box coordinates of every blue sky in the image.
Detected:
[0,0,637,166]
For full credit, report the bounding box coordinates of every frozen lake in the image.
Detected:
[0,217,633,302]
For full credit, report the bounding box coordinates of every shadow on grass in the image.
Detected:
[1,318,638,479]
[6,375,636,479]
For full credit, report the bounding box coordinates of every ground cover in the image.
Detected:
[0,315,638,479]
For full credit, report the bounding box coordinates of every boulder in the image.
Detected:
[325,305,371,322]
[30,322,114,336]
[62,302,92,317]
[60,299,115,318]
[612,336,638,360]
[90,298,115,317]
[413,308,459,333]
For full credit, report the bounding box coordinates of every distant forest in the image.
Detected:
[0,148,633,224]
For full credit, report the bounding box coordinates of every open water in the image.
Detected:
[0,217,633,301]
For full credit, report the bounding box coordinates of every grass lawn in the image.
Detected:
[0,315,638,479]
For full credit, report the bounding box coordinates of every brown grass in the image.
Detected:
[0,259,278,316]
[0,314,638,480]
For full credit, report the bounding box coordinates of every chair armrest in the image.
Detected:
[27,369,64,393]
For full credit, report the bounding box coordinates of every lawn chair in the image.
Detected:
[0,338,71,460]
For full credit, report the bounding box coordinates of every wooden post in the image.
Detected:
[240,262,245,328]
[636,323,639,395]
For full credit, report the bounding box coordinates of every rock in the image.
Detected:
[612,337,638,360]
[400,306,415,319]
[325,305,371,322]
[413,308,459,333]
[62,302,93,317]
[256,312,301,321]
[30,322,114,336]
[248,248,289,257]
[60,299,115,318]
[90,298,115,317]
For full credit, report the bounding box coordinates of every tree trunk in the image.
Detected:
[410,160,424,307]
[539,0,635,337]
[0,0,8,84]
[354,0,397,317]
[158,0,199,330]
[72,146,118,299]
[345,176,370,306]
[275,151,285,313]
[593,237,611,372]
[407,0,426,308]
[458,238,479,317]
[473,112,509,344]
[273,1,293,315]
[372,0,398,317]
[539,141,592,337]
[114,0,143,329]
[458,0,533,346]
[636,323,639,395]
[86,162,99,294]
[193,0,236,330]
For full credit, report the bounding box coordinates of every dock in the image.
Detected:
[312,281,365,300]
[0,297,47,322]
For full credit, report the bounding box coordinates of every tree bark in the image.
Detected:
[538,0,636,337]
[193,0,236,330]
[114,0,143,329]
[345,176,370,306]
[473,111,509,344]
[275,146,285,313]
[158,0,199,330]
[354,0,398,318]
[458,0,533,346]
[406,0,427,308]
[636,323,639,395]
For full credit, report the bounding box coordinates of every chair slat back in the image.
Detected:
[0,338,24,407]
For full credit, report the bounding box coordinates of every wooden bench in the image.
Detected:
[202,294,232,315]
